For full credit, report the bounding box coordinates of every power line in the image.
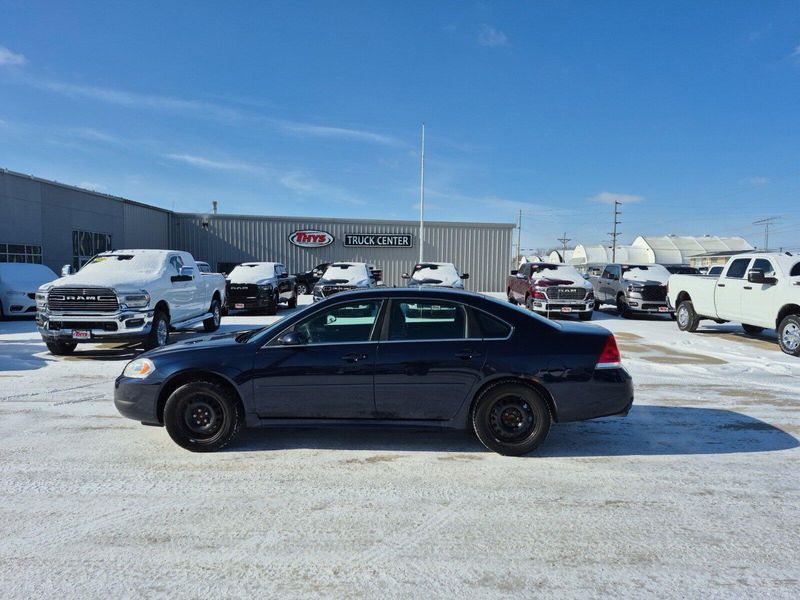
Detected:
[557,232,571,258]
[609,201,622,262]
[753,216,780,251]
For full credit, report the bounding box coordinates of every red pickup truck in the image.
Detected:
[507,262,595,320]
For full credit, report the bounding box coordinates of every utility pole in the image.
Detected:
[418,123,425,263]
[753,217,779,251]
[516,209,522,266]
[557,232,571,260]
[609,201,622,262]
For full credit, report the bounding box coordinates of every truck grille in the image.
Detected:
[320,285,355,297]
[47,287,119,313]
[227,283,261,300]
[546,287,587,301]
[640,286,667,301]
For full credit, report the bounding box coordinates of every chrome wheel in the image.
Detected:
[782,322,800,352]
[156,319,168,346]
[297,283,308,295]
[213,304,221,326]
[677,305,689,328]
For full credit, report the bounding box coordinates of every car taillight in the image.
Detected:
[596,335,621,369]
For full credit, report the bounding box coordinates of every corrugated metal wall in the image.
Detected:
[123,202,171,250]
[172,215,513,291]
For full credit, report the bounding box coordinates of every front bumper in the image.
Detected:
[532,298,594,314]
[626,298,673,314]
[114,375,162,425]
[37,309,154,343]
[226,296,276,310]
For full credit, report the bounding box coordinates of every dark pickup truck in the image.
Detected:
[507,262,595,320]
[293,262,331,295]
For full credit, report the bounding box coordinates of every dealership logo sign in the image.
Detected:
[289,229,334,248]
[344,233,413,248]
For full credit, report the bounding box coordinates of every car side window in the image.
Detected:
[388,300,467,341]
[726,258,751,279]
[474,309,512,339]
[602,265,619,280]
[275,264,285,276]
[751,258,775,276]
[168,256,183,273]
[290,300,382,345]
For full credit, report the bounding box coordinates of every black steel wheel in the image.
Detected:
[472,382,551,456]
[164,380,241,452]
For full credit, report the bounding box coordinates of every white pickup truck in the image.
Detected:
[667,252,800,356]
[36,249,226,355]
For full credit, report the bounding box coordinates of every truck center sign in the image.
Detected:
[344,233,413,248]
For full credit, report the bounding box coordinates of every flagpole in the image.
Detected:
[419,123,425,263]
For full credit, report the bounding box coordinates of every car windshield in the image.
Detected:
[411,263,460,284]
[529,264,582,280]
[80,253,162,274]
[228,263,276,282]
[621,264,670,283]
[320,264,367,284]
[667,266,700,274]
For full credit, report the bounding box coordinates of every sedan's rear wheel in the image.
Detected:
[472,383,551,456]
[164,381,241,452]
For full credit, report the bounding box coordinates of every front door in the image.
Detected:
[374,298,485,420]
[599,265,620,303]
[251,299,384,418]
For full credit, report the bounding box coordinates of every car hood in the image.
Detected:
[533,277,592,289]
[623,278,666,287]
[39,272,158,291]
[143,330,251,357]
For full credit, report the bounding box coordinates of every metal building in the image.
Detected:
[1,168,514,291]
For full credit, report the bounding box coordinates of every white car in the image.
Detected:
[667,252,800,356]
[312,262,379,301]
[0,263,58,318]
[402,262,469,289]
[36,249,227,354]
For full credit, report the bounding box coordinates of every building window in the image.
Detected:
[0,243,43,264]
[72,230,112,270]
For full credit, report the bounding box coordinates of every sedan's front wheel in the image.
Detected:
[164,381,241,452]
[472,382,551,456]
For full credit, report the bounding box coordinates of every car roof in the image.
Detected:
[317,286,486,301]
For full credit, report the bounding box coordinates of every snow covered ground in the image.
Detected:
[1,296,798,599]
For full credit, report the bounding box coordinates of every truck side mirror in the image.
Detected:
[747,269,765,284]
[278,272,289,279]
[61,264,74,277]
[401,273,410,279]
[510,270,518,276]
[179,266,194,278]
[461,273,469,279]
[516,272,526,279]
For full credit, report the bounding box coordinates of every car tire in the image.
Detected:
[163,381,241,452]
[524,295,533,311]
[777,314,800,357]
[46,340,77,355]
[616,295,632,319]
[296,283,308,296]
[742,324,764,335]
[203,298,222,332]
[144,310,170,350]
[287,292,298,309]
[264,296,278,316]
[472,382,551,456]
[676,300,700,333]
[0,300,5,320]
[579,311,592,321]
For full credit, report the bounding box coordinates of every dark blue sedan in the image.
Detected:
[115,288,633,456]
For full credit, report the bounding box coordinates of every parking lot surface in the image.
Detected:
[1,298,798,599]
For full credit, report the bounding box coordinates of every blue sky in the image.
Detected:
[1,0,799,252]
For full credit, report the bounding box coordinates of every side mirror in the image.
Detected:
[278,331,303,346]
[401,273,410,279]
[747,269,765,284]
[61,264,74,277]
[516,272,526,279]
[278,272,289,279]
[179,266,194,278]
[583,274,590,280]
[510,270,518,276]
[461,273,470,279]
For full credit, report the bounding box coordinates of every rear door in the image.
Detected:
[741,257,779,328]
[715,257,752,321]
[373,298,485,420]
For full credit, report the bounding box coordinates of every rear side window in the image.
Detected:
[751,259,775,276]
[474,310,512,339]
[388,300,467,341]
[726,258,751,279]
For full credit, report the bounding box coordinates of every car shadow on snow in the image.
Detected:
[224,405,798,457]
[0,342,53,371]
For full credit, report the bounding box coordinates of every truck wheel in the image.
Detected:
[507,289,516,305]
[144,310,170,350]
[742,324,764,335]
[287,291,298,309]
[264,296,278,316]
[203,298,222,332]
[778,315,800,357]
[163,380,241,452]
[46,340,77,355]
[616,295,632,319]
[472,382,551,456]
[676,301,700,333]
[0,300,5,320]
[579,311,592,321]
[296,283,308,295]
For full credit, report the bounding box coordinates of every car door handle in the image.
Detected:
[341,352,368,363]
[717,283,725,287]
[743,286,752,290]
[455,350,482,360]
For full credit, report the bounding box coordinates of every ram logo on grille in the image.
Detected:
[48,287,120,313]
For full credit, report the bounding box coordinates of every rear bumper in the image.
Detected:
[37,309,153,343]
[551,367,634,422]
[114,376,162,425]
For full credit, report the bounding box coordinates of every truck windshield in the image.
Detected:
[621,265,670,283]
[412,263,460,284]
[228,264,276,282]
[529,264,582,280]
[81,254,162,273]
[320,264,368,285]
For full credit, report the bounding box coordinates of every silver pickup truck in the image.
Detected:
[589,263,673,318]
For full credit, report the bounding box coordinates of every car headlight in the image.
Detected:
[258,283,273,292]
[627,285,643,294]
[36,292,48,309]
[123,358,156,379]
[118,291,150,309]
